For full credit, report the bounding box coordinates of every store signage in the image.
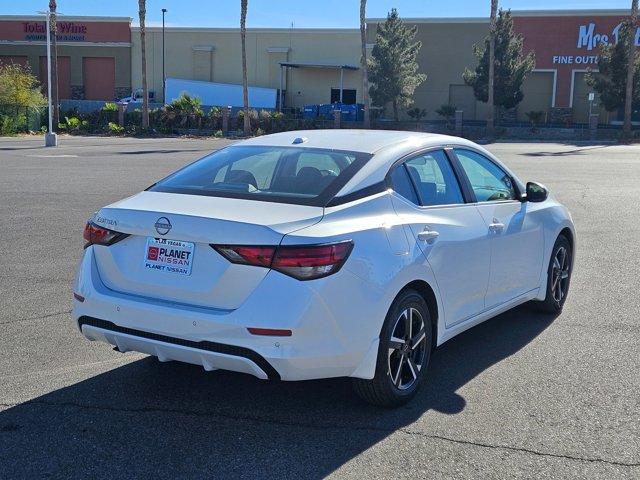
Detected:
[22,21,88,42]
[576,22,640,51]
[551,22,640,65]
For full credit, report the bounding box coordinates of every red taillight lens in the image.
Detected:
[272,242,353,280]
[213,246,276,267]
[83,221,128,247]
[212,241,353,281]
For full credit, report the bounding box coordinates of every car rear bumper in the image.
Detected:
[72,247,384,381]
[79,316,278,379]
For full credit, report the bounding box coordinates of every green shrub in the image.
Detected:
[525,110,545,129]
[436,104,456,119]
[0,113,27,135]
[102,102,118,112]
[407,107,427,122]
[214,129,223,138]
[236,109,259,130]
[64,116,81,132]
[0,64,47,109]
[255,127,265,136]
[107,122,124,134]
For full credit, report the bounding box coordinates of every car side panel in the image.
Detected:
[281,192,447,378]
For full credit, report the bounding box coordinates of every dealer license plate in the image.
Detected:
[144,237,195,276]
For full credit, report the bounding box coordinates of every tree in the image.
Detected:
[369,9,426,121]
[0,63,47,134]
[463,9,535,121]
[138,0,149,128]
[436,104,457,129]
[406,107,427,128]
[586,22,640,114]
[240,0,251,136]
[624,0,639,136]
[49,0,59,130]
[360,0,370,128]
[0,64,47,107]
[487,0,497,137]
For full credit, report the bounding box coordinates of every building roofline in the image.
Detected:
[366,9,631,23]
[131,26,359,34]
[0,15,132,23]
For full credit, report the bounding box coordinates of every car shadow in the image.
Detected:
[0,305,556,479]
[118,148,206,155]
[518,145,610,157]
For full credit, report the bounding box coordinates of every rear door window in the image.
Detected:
[404,150,464,206]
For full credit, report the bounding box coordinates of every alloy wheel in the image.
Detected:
[551,246,570,303]
[387,307,428,391]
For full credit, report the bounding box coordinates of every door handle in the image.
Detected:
[489,218,505,233]
[417,228,439,244]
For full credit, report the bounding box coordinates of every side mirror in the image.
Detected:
[525,181,548,202]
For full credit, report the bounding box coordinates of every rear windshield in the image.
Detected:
[149,145,372,206]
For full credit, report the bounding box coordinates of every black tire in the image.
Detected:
[352,289,433,408]
[533,235,573,314]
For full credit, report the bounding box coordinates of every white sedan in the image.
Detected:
[73,130,575,407]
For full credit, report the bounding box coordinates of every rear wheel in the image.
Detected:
[352,289,432,408]
[534,235,572,314]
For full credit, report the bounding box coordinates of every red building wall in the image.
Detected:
[514,14,633,108]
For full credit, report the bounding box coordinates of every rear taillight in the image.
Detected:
[83,221,128,247]
[212,241,353,280]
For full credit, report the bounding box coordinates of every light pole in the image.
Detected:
[38,10,58,146]
[162,8,167,101]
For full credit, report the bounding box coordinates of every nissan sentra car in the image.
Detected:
[73,130,575,407]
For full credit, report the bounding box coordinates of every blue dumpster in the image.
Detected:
[339,104,365,122]
[319,103,340,119]
[303,105,319,119]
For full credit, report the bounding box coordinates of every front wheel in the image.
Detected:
[534,234,573,314]
[352,289,432,408]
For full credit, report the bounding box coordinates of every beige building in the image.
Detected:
[366,10,630,124]
[131,27,363,108]
[130,9,629,124]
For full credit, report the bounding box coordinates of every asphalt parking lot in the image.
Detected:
[0,135,639,479]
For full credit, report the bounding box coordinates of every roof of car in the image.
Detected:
[236,129,464,154]
[233,129,523,201]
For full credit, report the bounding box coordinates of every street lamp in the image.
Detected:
[162,8,167,100]
[38,10,60,147]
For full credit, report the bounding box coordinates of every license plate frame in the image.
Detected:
[144,237,195,276]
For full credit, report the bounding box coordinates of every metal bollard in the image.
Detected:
[589,113,598,140]
[117,102,127,127]
[334,109,341,129]
[455,110,463,137]
[222,106,231,136]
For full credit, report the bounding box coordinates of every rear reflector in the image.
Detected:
[212,241,353,280]
[247,327,292,337]
[83,221,129,248]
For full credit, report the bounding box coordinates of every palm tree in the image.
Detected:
[49,0,59,130]
[360,0,371,128]
[240,0,251,136]
[138,0,150,128]
[624,0,639,137]
[487,0,498,138]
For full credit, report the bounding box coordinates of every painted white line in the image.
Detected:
[25,154,79,158]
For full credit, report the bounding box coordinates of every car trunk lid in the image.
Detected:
[91,191,323,309]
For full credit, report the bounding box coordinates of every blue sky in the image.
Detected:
[5,1,632,28]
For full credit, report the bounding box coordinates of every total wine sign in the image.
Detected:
[22,21,88,42]
[552,22,640,65]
